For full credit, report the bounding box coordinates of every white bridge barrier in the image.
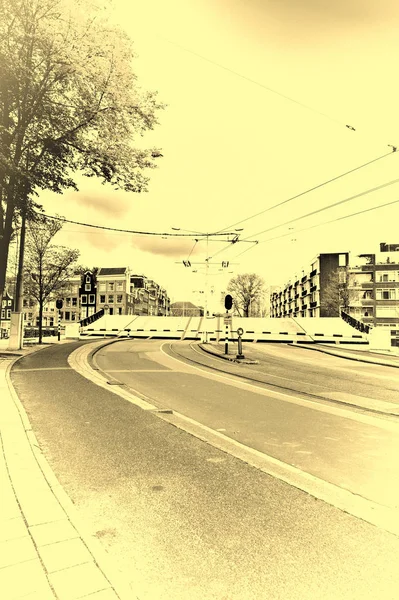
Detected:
[80,316,369,345]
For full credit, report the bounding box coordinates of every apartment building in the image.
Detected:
[270,252,349,318]
[346,243,399,329]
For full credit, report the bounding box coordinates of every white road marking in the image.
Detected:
[68,341,399,537]
[159,343,399,432]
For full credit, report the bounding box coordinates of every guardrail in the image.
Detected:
[341,310,370,334]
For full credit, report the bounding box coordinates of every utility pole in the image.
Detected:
[8,203,27,350]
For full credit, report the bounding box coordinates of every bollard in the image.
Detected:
[236,327,245,359]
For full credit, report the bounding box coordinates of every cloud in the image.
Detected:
[262,0,399,27]
[132,236,202,258]
[71,190,131,218]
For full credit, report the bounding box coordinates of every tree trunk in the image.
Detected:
[38,296,43,344]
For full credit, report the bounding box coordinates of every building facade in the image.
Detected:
[270,252,349,318]
[20,267,171,326]
[0,290,14,336]
[346,243,399,329]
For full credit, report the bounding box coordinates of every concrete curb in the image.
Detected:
[292,343,399,369]
[199,343,259,364]
[1,344,136,599]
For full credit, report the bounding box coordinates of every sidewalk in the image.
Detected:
[0,344,130,600]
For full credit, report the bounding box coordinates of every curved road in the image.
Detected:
[10,340,399,600]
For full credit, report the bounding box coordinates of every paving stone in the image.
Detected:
[38,538,93,573]
[49,561,111,600]
[0,558,54,599]
[0,535,38,568]
[78,588,119,599]
[29,519,79,547]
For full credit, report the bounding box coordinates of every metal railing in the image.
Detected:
[341,310,370,334]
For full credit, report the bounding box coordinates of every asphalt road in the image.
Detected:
[10,341,399,600]
[94,339,399,509]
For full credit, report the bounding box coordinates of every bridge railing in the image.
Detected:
[341,310,370,334]
[79,308,104,328]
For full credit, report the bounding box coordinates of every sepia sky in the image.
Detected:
[35,0,399,306]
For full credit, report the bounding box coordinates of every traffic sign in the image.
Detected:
[237,327,244,336]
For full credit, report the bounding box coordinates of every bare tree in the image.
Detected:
[23,216,79,342]
[227,273,266,317]
[0,0,164,306]
[321,267,358,317]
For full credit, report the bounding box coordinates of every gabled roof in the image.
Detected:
[170,301,198,309]
[97,267,127,276]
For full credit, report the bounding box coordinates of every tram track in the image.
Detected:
[164,341,399,420]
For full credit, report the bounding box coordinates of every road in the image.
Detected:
[10,340,399,600]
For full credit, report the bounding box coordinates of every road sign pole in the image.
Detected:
[56,299,63,342]
[225,310,229,354]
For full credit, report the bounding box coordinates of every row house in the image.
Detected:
[19,267,171,327]
[270,252,349,318]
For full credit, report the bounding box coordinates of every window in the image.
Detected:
[28,312,33,320]
[99,283,106,292]
[6,309,11,319]
[89,294,95,304]
[109,307,114,315]
[85,283,91,291]
[376,289,396,300]
[49,317,54,326]
[65,311,70,320]
[108,295,114,303]
[81,294,87,303]
[108,282,114,291]
[116,295,123,304]
[66,298,71,307]
[7,300,12,306]
[72,298,77,307]
[1,309,4,319]
[71,312,76,321]
[86,275,91,283]
[100,295,106,303]
[117,307,122,315]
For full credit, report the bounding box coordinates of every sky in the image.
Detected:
[28,0,399,309]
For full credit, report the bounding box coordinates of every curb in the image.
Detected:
[292,343,399,369]
[4,344,135,599]
[199,343,259,364]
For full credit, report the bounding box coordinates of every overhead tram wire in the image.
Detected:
[209,177,399,260]
[36,212,236,238]
[228,198,399,261]
[163,38,350,129]
[216,149,396,234]
[240,177,399,241]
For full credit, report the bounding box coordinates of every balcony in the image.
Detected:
[361,281,374,288]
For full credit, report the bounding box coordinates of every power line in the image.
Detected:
[37,212,235,238]
[229,197,399,261]
[217,150,396,234]
[163,38,352,129]
[242,177,399,240]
